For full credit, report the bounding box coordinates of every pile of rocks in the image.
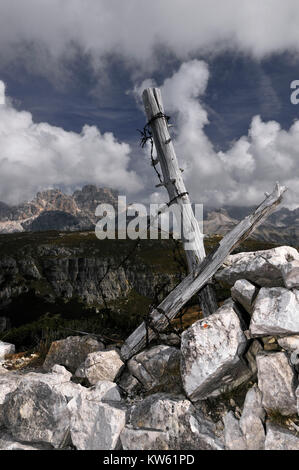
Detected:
[0,245,298,450]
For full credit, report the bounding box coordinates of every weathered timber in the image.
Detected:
[143,87,217,316]
[121,182,286,360]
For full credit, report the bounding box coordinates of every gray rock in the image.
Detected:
[0,373,21,425]
[128,393,224,450]
[215,246,299,287]
[159,333,181,347]
[224,385,266,450]
[0,431,52,450]
[121,428,169,450]
[87,381,122,402]
[181,300,248,401]
[278,335,299,352]
[67,391,126,450]
[0,341,15,359]
[2,368,81,448]
[281,260,299,289]
[231,279,258,314]
[239,385,266,450]
[256,352,297,416]
[265,422,299,450]
[127,345,181,393]
[223,411,246,450]
[296,385,299,415]
[250,288,299,337]
[75,350,124,385]
[118,371,141,397]
[43,335,105,373]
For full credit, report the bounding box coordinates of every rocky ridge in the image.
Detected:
[0,186,298,245]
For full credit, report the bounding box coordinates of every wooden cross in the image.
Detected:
[120,88,286,361]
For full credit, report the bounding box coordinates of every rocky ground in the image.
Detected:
[0,245,299,450]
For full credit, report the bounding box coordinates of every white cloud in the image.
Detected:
[136,60,299,208]
[0,1,299,81]
[0,81,142,204]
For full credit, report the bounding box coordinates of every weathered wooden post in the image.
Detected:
[142,88,217,317]
[121,182,286,360]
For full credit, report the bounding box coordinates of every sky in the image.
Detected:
[0,0,299,209]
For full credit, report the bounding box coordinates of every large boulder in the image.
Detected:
[122,393,224,450]
[2,366,82,448]
[265,423,299,450]
[43,335,104,373]
[250,288,299,337]
[75,350,124,385]
[215,246,299,288]
[127,345,181,393]
[67,384,125,450]
[181,300,249,401]
[231,279,258,314]
[256,352,297,416]
[0,341,15,359]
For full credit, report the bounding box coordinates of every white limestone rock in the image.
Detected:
[265,422,299,450]
[127,345,181,393]
[278,335,299,352]
[215,246,299,287]
[0,341,15,359]
[127,393,224,450]
[256,352,297,416]
[181,300,248,401]
[67,391,125,450]
[250,288,299,337]
[75,350,124,385]
[231,279,258,314]
[43,335,105,373]
[2,368,82,448]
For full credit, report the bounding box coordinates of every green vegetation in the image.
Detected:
[0,228,294,355]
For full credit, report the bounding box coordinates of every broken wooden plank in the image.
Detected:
[121,182,286,360]
[143,87,217,316]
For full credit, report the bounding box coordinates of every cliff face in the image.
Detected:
[0,231,181,328]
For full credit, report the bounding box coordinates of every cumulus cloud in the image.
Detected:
[135,60,299,208]
[0,81,141,204]
[0,1,299,82]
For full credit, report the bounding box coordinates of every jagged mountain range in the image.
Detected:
[0,185,298,245]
